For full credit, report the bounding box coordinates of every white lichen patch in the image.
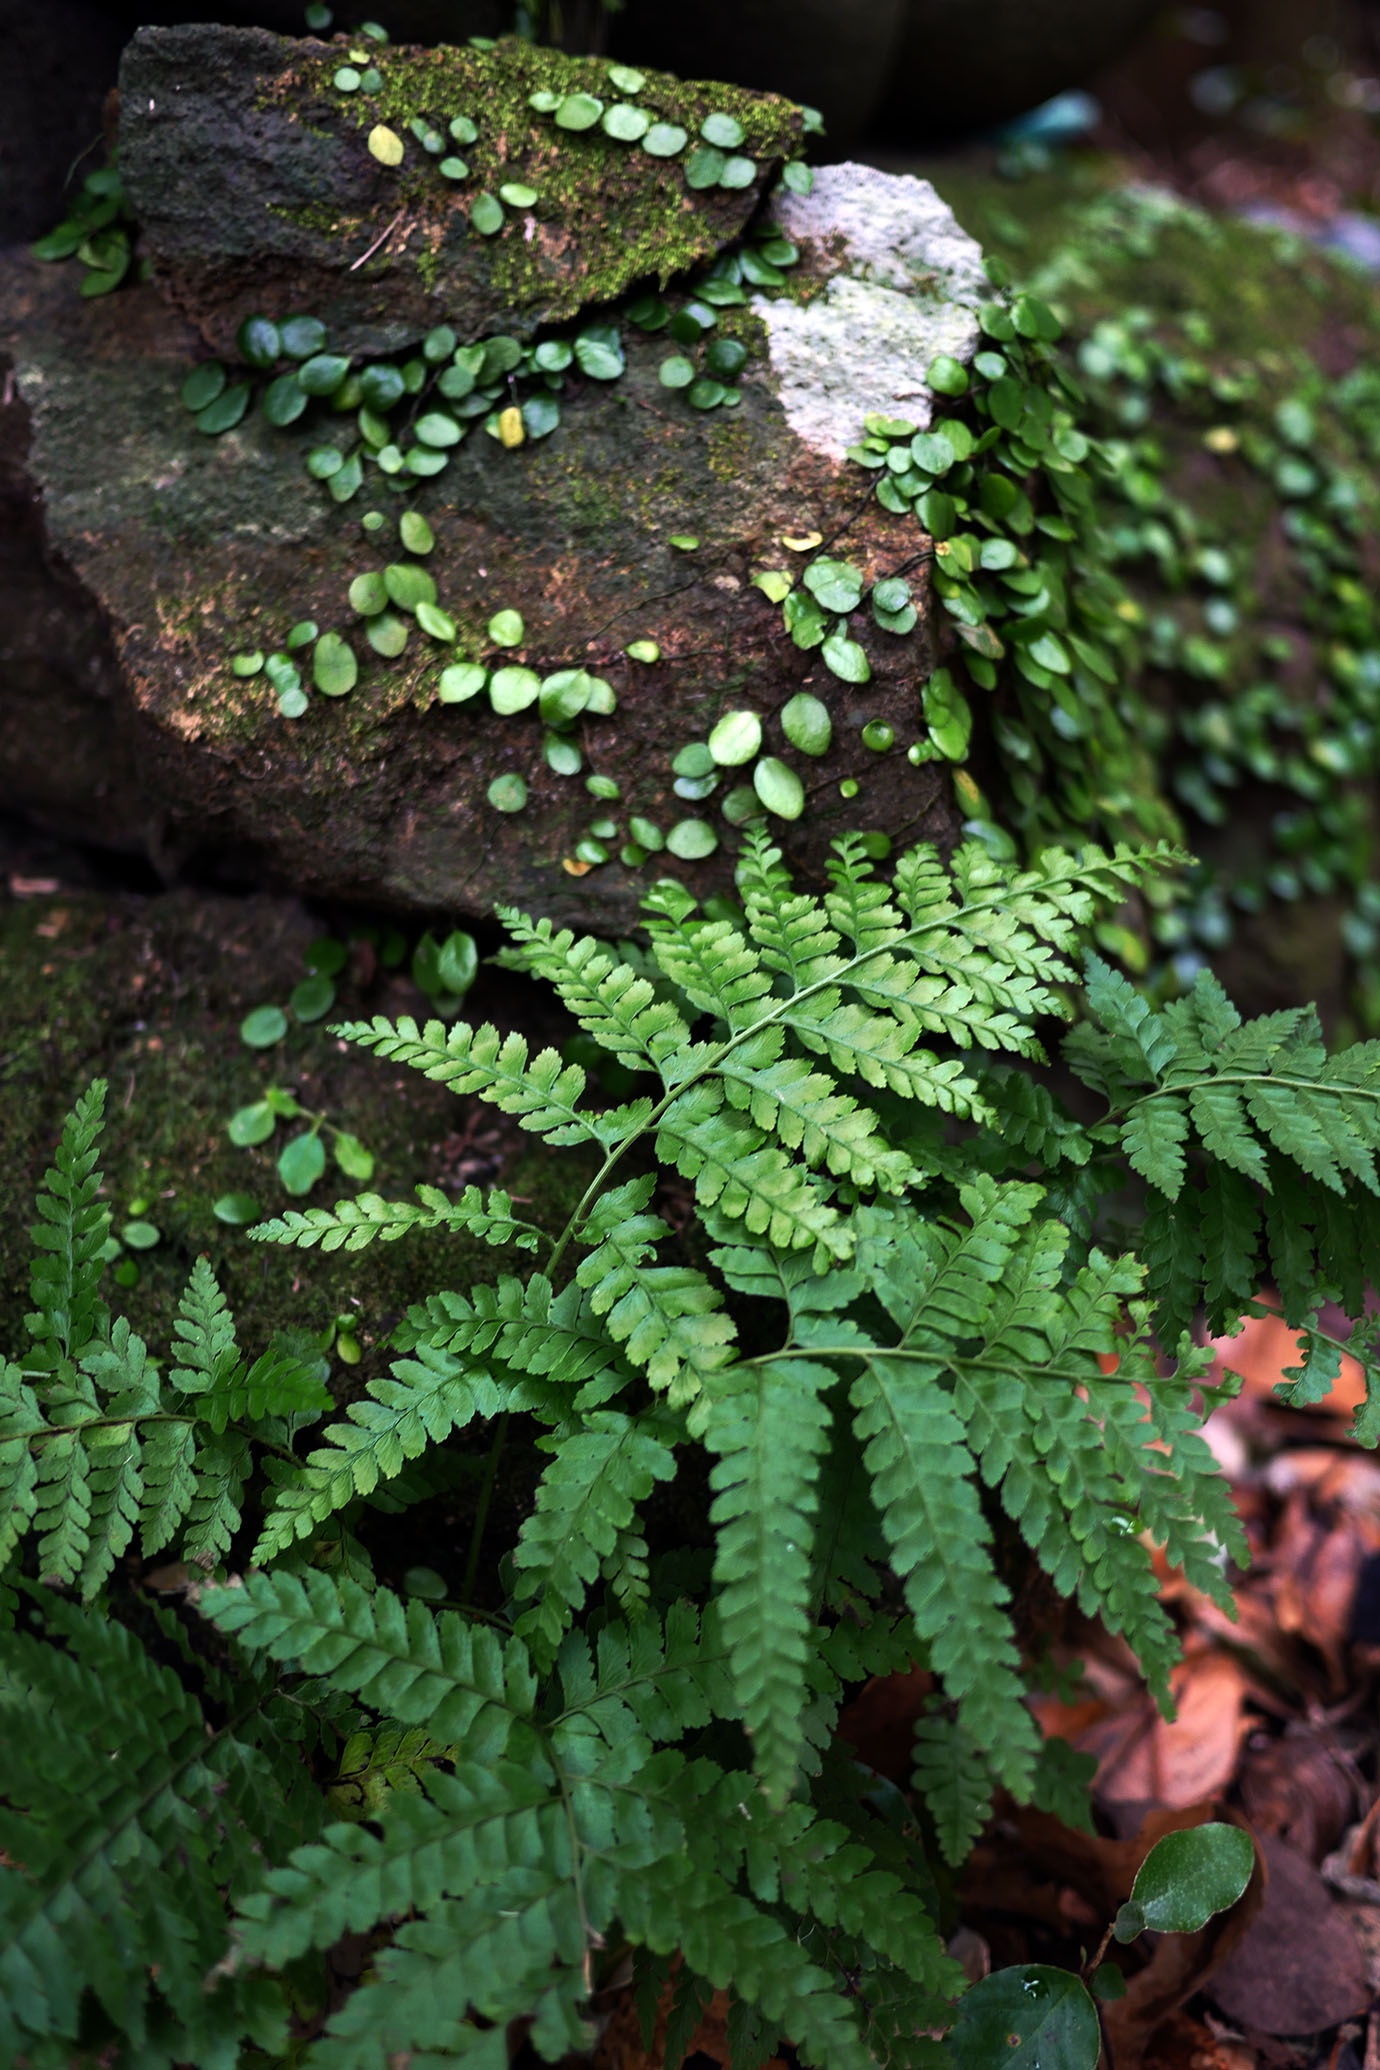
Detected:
[755,162,987,463]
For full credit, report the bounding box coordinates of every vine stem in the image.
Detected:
[462,1413,509,1602]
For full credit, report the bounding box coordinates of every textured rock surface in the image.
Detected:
[119,26,801,359]
[2,122,976,928]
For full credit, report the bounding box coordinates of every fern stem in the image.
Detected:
[12,1406,301,1466]
[461,1414,509,1602]
[1132,1071,1380,1109]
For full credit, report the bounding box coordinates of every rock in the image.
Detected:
[1,117,979,929]
[118,26,801,360]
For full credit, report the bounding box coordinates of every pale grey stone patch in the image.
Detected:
[770,161,989,303]
[752,164,986,463]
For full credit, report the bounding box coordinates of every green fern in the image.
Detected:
[9,824,1375,2065]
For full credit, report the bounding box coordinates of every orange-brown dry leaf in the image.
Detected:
[1078,1651,1254,1817]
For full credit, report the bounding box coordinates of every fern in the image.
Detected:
[10,825,1379,2064]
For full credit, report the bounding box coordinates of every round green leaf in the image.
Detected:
[415,410,462,448]
[313,631,358,697]
[278,1130,327,1196]
[780,691,832,756]
[574,326,624,380]
[367,123,404,166]
[298,351,350,396]
[290,974,336,1020]
[659,355,695,390]
[522,394,560,439]
[436,929,478,996]
[780,159,813,194]
[872,576,912,614]
[399,510,434,554]
[642,121,688,156]
[367,611,409,658]
[439,156,469,180]
[227,1099,276,1147]
[499,181,538,208]
[306,936,348,975]
[488,772,528,811]
[277,686,309,718]
[718,155,756,189]
[538,668,591,725]
[489,666,540,714]
[279,314,327,360]
[449,113,479,143]
[213,1193,261,1226]
[626,638,660,663]
[333,1132,374,1181]
[822,630,871,684]
[348,570,388,616]
[701,111,744,148]
[415,600,456,642]
[861,719,894,752]
[705,338,748,379]
[437,663,487,703]
[527,90,559,113]
[949,1967,1100,2070]
[721,785,764,825]
[181,360,226,412]
[628,815,664,850]
[286,620,319,650]
[240,1005,288,1048]
[236,315,281,369]
[264,653,301,697]
[803,558,864,614]
[555,92,602,130]
[120,1219,161,1250]
[708,710,762,766]
[470,192,504,235]
[685,144,726,189]
[665,817,718,859]
[231,651,263,677]
[195,383,251,435]
[1116,1824,1255,1941]
[603,102,650,141]
[334,62,360,89]
[753,756,805,820]
[383,563,437,612]
[489,608,525,648]
[687,378,725,411]
[927,353,969,397]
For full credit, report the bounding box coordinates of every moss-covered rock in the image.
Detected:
[3,123,984,928]
[0,885,594,1380]
[118,27,802,359]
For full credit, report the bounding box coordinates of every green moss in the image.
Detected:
[262,34,801,331]
[0,894,593,1383]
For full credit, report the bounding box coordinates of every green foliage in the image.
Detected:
[0,829,1359,2063]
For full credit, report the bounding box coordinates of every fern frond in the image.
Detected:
[512,1408,679,1656]
[719,1028,917,1192]
[642,880,775,1029]
[0,1589,313,2062]
[848,1349,1038,1793]
[655,1082,847,1256]
[910,1713,994,1866]
[700,1357,835,1807]
[496,909,693,1071]
[24,1077,109,1371]
[396,1273,633,1415]
[251,1184,543,1253]
[254,1344,505,1560]
[202,1570,537,1759]
[575,1181,737,1406]
[335,1016,596,1143]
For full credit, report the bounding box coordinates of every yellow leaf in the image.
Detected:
[561,858,593,876]
[498,405,525,449]
[1203,425,1238,454]
[781,530,822,552]
[367,124,404,167]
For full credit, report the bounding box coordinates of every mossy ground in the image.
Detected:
[0,889,596,1398]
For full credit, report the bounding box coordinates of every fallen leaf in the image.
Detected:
[1208,1836,1368,2035]
[1080,1651,1253,1819]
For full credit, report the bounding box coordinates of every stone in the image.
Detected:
[118,25,802,359]
[2,68,976,932]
